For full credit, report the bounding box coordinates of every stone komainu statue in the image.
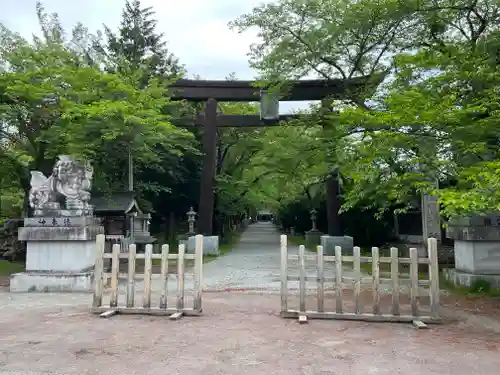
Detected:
[28,155,93,216]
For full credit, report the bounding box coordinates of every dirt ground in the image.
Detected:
[0,291,499,375]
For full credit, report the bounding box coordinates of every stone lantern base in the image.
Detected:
[320,235,354,256]
[305,229,323,247]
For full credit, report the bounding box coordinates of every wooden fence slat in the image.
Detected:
[143,244,153,308]
[299,244,306,313]
[390,247,400,316]
[280,234,288,313]
[353,247,361,314]
[92,234,106,308]
[317,245,324,312]
[126,244,136,308]
[159,244,169,309]
[410,247,419,316]
[193,234,204,312]
[103,253,195,260]
[109,244,120,308]
[176,244,186,311]
[428,238,440,318]
[372,247,380,315]
[276,238,441,324]
[335,246,343,313]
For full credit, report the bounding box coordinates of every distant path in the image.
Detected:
[202,222,346,291]
[119,222,349,296]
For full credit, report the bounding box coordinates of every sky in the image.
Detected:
[0,0,311,113]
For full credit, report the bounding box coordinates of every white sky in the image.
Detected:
[0,0,311,112]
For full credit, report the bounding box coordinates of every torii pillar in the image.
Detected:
[198,98,218,235]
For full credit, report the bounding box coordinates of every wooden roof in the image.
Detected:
[90,192,143,214]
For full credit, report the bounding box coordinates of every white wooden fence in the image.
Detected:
[92,234,204,320]
[280,236,441,325]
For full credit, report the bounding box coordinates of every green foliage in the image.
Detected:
[0,2,196,218]
[230,0,500,221]
[102,0,184,85]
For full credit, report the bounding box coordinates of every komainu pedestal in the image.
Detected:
[10,155,104,293]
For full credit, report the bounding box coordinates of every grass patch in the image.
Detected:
[204,229,244,262]
[359,261,428,280]
[148,229,244,266]
[287,235,315,251]
[0,260,24,277]
[440,276,500,297]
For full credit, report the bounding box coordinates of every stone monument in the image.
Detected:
[305,209,323,247]
[11,155,104,292]
[444,214,500,288]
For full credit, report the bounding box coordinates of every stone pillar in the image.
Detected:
[186,206,197,235]
[421,192,442,242]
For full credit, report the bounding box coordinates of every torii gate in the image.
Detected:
[169,76,382,236]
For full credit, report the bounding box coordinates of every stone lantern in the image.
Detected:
[310,209,318,231]
[305,208,323,247]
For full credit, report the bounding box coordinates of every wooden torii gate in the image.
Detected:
[169,76,380,236]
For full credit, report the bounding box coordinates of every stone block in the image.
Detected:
[443,268,500,289]
[446,225,500,241]
[25,240,97,272]
[18,225,104,241]
[305,230,323,247]
[453,240,500,275]
[10,271,93,293]
[23,216,101,227]
[320,235,354,256]
[187,235,219,256]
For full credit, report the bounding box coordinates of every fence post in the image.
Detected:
[390,247,400,316]
[92,234,106,308]
[372,247,380,315]
[160,244,170,309]
[299,245,306,313]
[353,246,361,314]
[410,247,419,316]
[126,244,136,308]
[143,244,153,308]
[428,238,440,318]
[280,234,288,313]
[193,234,204,312]
[317,245,324,312]
[109,243,120,308]
[176,243,186,311]
[335,246,343,313]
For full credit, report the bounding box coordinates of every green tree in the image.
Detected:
[103,0,184,85]
[0,4,195,215]
[231,0,500,219]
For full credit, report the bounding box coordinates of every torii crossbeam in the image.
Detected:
[169,75,383,236]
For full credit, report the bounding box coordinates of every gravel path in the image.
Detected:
[129,222,347,295]
[1,222,500,374]
[1,292,499,375]
[202,221,348,291]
